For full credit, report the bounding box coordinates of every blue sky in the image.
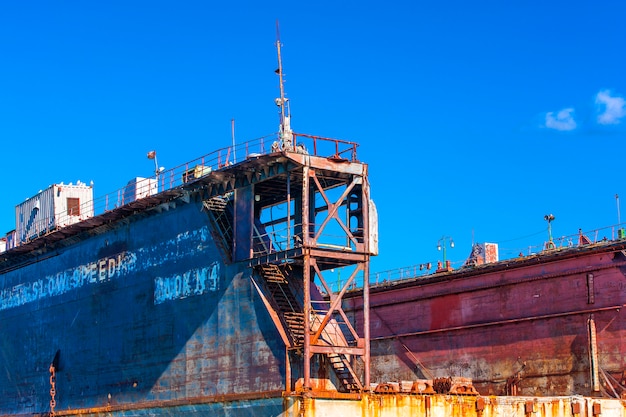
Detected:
[1,1,625,274]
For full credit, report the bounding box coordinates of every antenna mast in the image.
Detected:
[231,118,236,164]
[275,20,292,150]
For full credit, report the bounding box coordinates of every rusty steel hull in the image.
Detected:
[3,392,625,417]
[0,199,286,414]
[344,244,626,397]
[295,394,625,417]
[103,393,622,417]
[3,140,625,415]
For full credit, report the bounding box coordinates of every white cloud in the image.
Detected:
[545,108,577,131]
[596,90,626,125]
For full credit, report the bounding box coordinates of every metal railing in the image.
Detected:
[7,132,359,248]
[330,223,626,293]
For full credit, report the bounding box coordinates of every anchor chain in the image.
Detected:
[49,364,56,416]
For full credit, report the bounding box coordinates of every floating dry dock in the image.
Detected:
[4,32,626,416]
[2,130,626,416]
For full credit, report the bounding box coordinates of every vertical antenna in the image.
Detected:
[275,20,292,150]
[616,194,621,225]
[276,21,286,126]
[231,118,236,164]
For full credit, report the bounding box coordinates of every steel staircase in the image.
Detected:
[203,195,234,261]
[312,312,362,392]
[257,263,305,346]
[256,262,361,391]
[328,353,361,391]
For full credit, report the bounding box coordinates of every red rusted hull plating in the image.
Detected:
[344,243,626,397]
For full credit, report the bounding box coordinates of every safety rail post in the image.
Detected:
[225,147,231,165]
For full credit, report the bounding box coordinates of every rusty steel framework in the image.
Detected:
[237,143,374,393]
[1,128,373,396]
[298,162,371,392]
[255,30,373,392]
[185,28,374,393]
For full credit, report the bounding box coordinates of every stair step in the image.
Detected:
[285,316,304,322]
[264,277,287,283]
[327,353,360,392]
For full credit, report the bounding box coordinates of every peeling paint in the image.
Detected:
[0,251,136,310]
[154,262,220,304]
[0,225,218,311]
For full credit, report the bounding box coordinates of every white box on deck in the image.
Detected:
[15,182,94,244]
[123,177,157,204]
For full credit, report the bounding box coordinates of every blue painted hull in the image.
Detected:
[0,200,285,414]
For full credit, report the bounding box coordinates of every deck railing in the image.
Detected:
[326,223,626,293]
[7,132,359,248]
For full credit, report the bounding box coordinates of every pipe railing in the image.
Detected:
[7,132,359,248]
[330,223,626,294]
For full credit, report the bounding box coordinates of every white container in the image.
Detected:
[123,177,157,204]
[15,182,94,244]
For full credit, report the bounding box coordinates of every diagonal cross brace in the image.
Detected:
[310,172,362,247]
[310,261,364,346]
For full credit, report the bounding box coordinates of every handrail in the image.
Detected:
[5,132,359,249]
[336,223,626,293]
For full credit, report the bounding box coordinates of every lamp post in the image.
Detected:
[147,150,164,193]
[437,236,455,266]
[147,150,159,176]
[544,214,555,250]
[617,194,626,239]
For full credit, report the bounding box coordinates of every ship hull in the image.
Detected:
[0,200,285,414]
[345,246,626,397]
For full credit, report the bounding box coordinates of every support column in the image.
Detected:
[302,165,312,390]
[287,173,291,250]
[303,251,311,390]
[363,259,370,390]
[285,347,291,392]
[362,173,371,390]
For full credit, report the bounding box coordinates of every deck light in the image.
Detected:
[544,214,556,250]
[437,236,454,265]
